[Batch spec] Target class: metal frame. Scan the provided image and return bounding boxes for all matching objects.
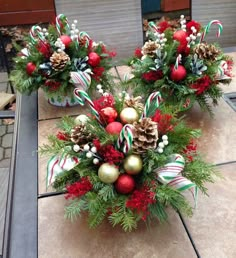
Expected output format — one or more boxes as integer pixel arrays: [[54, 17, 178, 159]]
[[223, 92, 236, 112], [2, 93, 38, 258]]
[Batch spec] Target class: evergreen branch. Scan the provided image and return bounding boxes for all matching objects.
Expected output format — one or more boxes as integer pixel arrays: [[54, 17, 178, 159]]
[[39, 135, 67, 156], [149, 202, 168, 222], [57, 116, 76, 133], [64, 198, 87, 222], [98, 184, 116, 202], [53, 169, 80, 191]]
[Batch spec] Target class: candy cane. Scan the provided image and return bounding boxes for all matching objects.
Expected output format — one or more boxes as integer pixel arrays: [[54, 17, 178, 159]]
[[141, 91, 162, 119], [56, 14, 70, 35], [29, 25, 44, 44], [46, 153, 79, 187], [154, 154, 197, 200], [200, 20, 223, 42], [74, 89, 101, 123], [116, 124, 133, 154], [148, 21, 158, 32], [174, 54, 182, 70], [70, 71, 91, 90], [79, 31, 90, 47]]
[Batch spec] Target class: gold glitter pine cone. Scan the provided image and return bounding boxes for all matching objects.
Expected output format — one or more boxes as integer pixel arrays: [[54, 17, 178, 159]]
[[125, 96, 144, 113], [194, 43, 221, 61], [141, 40, 160, 57], [50, 51, 70, 71], [132, 117, 158, 154], [70, 124, 93, 145]]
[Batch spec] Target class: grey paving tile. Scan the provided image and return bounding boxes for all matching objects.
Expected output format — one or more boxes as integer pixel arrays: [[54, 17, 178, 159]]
[[0, 125, 6, 137], [1, 133, 13, 148], [4, 148, 11, 159]]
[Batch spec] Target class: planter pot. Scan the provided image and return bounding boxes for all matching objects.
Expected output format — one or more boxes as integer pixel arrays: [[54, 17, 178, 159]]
[[44, 91, 79, 107], [161, 0, 190, 12]]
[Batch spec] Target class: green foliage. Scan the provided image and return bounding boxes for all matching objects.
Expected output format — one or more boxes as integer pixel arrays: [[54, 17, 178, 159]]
[[57, 116, 75, 133], [65, 198, 87, 221], [39, 135, 68, 156], [53, 169, 80, 191]]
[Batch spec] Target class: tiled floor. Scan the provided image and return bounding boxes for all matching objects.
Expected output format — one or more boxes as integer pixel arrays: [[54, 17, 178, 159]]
[[38, 55, 236, 257]]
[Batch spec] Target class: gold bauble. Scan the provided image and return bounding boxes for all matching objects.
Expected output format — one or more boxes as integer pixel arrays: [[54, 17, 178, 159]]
[[98, 163, 120, 183], [124, 154, 143, 175], [74, 114, 89, 125], [120, 107, 139, 124]]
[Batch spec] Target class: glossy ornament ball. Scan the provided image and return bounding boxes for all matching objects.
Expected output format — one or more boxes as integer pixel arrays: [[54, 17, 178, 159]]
[[115, 174, 135, 194], [60, 35, 72, 47], [120, 107, 139, 124], [74, 114, 89, 125], [170, 65, 187, 82], [26, 62, 36, 76], [101, 107, 118, 124], [124, 154, 143, 175], [98, 163, 120, 183], [88, 52, 101, 67], [173, 30, 188, 43], [106, 121, 123, 135]]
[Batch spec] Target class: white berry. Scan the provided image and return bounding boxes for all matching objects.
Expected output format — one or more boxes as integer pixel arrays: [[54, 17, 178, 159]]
[[86, 152, 93, 158], [73, 144, 80, 152], [75, 29, 79, 34], [98, 89, 104, 94], [96, 84, 102, 90], [93, 158, 99, 165], [74, 20, 78, 24], [157, 148, 163, 153], [197, 33, 201, 37], [180, 15, 184, 19], [84, 144, 90, 151], [162, 135, 168, 141], [158, 142, 165, 148], [91, 147, 97, 153], [163, 140, 169, 146]]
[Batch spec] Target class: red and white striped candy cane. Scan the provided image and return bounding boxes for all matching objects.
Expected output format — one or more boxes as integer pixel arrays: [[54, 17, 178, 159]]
[[116, 124, 133, 154], [141, 91, 162, 119], [200, 20, 223, 42]]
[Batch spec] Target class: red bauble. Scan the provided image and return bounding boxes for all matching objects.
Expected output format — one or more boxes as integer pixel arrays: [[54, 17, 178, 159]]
[[101, 107, 118, 123], [173, 30, 188, 43], [26, 62, 36, 76], [115, 174, 135, 194], [106, 122, 123, 135], [60, 35, 72, 47], [88, 52, 101, 67], [37, 41, 51, 58], [170, 65, 187, 82]]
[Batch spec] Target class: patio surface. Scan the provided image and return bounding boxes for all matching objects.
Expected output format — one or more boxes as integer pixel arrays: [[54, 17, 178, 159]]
[[37, 54, 236, 257]]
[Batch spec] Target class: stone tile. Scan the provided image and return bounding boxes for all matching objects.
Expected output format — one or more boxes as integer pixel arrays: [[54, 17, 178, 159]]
[[0, 159, 11, 168], [7, 124, 14, 133], [0, 125, 6, 137], [0, 168, 9, 255], [38, 89, 90, 121], [1, 133, 13, 148], [4, 148, 11, 159], [185, 98, 236, 164], [0, 147, 3, 161], [116, 65, 132, 82], [38, 195, 196, 258], [184, 163, 236, 258]]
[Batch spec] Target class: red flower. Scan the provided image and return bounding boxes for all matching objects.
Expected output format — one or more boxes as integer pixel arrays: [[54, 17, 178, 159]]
[[93, 94, 115, 112], [158, 21, 171, 33], [142, 70, 163, 82], [152, 110, 174, 135], [91, 67, 105, 81], [101, 45, 117, 58], [126, 185, 156, 221], [190, 75, 212, 95], [56, 131, 69, 141], [44, 80, 61, 91], [93, 139, 124, 165], [134, 48, 142, 58], [186, 20, 201, 35], [182, 139, 197, 162], [37, 41, 51, 58], [65, 177, 93, 199]]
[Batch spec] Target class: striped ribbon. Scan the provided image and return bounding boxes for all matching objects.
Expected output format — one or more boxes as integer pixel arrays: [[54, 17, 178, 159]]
[[56, 14, 70, 35], [200, 20, 223, 42], [174, 54, 182, 70], [79, 31, 91, 47], [154, 154, 197, 202], [116, 124, 133, 154], [46, 152, 79, 187], [70, 71, 91, 90], [74, 89, 102, 123], [217, 60, 231, 80], [141, 91, 162, 119], [29, 25, 44, 44]]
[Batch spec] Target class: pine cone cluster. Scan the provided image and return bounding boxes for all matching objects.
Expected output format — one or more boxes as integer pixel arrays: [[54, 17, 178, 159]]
[[50, 51, 70, 71], [142, 40, 160, 57], [125, 96, 144, 113], [194, 43, 221, 61], [70, 124, 93, 145], [132, 118, 158, 154]]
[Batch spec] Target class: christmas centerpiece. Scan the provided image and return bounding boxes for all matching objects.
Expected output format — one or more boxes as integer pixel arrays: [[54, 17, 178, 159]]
[[41, 89, 217, 231], [10, 14, 115, 107], [127, 16, 233, 114]]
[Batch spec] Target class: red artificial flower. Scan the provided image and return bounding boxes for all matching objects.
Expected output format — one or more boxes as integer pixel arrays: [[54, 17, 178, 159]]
[[93, 139, 124, 165], [126, 185, 156, 221], [158, 21, 171, 33], [65, 177, 93, 199], [182, 139, 197, 162], [93, 94, 115, 112], [186, 20, 201, 35], [152, 110, 174, 135], [101, 45, 117, 58], [224, 59, 234, 78], [190, 75, 212, 95], [56, 131, 69, 141], [134, 48, 142, 58], [142, 70, 163, 82], [91, 66, 105, 81], [44, 80, 61, 91]]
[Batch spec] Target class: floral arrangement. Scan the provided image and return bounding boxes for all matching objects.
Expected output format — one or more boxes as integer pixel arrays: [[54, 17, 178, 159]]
[[127, 16, 233, 114], [10, 14, 115, 106], [41, 88, 217, 231]]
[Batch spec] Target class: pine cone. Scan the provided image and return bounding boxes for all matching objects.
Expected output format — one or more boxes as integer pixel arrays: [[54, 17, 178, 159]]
[[142, 40, 160, 57], [50, 51, 70, 71], [125, 96, 144, 113], [132, 118, 158, 154], [194, 43, 221, 61], [70, 125, 93, 145]]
